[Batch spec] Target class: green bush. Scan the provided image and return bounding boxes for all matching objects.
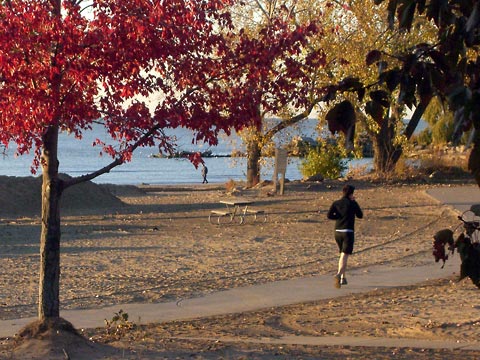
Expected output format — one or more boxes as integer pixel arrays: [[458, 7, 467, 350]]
[[431, 117, 454, 145], [299, 142, 349, 179]]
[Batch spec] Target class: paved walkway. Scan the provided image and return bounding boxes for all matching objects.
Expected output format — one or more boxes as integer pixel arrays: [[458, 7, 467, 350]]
[[1, 185, 479, 351]]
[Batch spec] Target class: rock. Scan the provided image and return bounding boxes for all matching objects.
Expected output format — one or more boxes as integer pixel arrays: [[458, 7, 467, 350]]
[[304, 174, 324, 182]]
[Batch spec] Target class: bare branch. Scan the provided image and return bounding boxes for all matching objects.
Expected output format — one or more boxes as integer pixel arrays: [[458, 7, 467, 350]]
[[254, 0, 271, 20], [263, 101, 318, 142], [63, 157, 123, 189]]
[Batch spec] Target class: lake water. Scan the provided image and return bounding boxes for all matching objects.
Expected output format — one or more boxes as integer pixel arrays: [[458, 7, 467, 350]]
[[0, 123, 371, 185]]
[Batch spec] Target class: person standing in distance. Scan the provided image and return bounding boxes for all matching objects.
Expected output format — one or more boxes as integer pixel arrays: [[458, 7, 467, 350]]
[[327, 184, 363, 288], [201, 164, 208, 184]]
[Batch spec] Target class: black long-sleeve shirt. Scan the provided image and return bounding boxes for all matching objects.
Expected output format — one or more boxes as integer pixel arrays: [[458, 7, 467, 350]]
[[327, 196, 363, 231]]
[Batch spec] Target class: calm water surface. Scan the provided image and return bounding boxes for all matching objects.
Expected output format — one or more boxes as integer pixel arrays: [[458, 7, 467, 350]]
[[0, 123, 370, 185]]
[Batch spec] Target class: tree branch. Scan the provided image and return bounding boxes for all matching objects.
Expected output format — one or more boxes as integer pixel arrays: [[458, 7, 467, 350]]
[[254, 0, 271, 20], [62, 75, 209, 189], [263, 101, 318, 142], [63, 117, 169, 190], [403, 100, 428, 140], [63, 157, 123, 189], [390, 99, 430, 165]]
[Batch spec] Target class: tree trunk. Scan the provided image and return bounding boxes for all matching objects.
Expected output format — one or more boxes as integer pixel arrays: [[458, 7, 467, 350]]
[[246, 138, 261, 188], [38, 125, 63, 320], [373, 114, 397, 174]]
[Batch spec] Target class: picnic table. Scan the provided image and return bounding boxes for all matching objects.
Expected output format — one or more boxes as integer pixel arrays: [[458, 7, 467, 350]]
[[209, 199, 266, 225]]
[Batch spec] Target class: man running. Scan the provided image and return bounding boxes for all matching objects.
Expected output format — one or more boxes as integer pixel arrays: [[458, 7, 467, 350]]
[[327, 184, 363, 288]]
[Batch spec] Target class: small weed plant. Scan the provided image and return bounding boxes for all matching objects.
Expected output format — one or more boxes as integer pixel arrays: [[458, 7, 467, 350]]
[[225, 179, 237, 193], [104, 309, 136, 339]]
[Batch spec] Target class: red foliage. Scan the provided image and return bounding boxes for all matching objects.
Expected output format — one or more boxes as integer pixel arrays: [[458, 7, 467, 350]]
[[0, 0, 322, 178], [0, 0, 331, 321]]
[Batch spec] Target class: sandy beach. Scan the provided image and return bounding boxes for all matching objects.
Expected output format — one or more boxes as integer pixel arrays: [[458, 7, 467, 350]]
[[1, 175, 480, 359]]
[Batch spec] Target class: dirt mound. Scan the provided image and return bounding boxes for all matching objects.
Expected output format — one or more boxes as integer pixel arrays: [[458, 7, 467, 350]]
[[9, 318, 120, 360], [0, 175, 126, 217]]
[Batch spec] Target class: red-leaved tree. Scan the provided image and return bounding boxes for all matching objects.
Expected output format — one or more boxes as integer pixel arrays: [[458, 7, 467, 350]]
[[0, 0, 319, 326], [221, 16, 325, 186]]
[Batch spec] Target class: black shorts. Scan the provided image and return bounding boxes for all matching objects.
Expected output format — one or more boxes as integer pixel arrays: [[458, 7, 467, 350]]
[[335, 231, 354, 254]]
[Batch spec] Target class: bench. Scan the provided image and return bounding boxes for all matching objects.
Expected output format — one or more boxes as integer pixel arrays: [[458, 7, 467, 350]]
[[246, 209, 267, 222], [209, 210, 233, 224], [209, 199, 267, 225], [211, 210, 231, 216]]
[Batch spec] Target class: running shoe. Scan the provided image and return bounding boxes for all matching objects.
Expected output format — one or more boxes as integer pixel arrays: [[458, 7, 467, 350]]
[[334, 274, 341, 288]]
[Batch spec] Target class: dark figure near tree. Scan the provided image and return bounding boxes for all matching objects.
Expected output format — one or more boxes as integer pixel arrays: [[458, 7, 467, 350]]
[[433, 208, 480, 289]]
